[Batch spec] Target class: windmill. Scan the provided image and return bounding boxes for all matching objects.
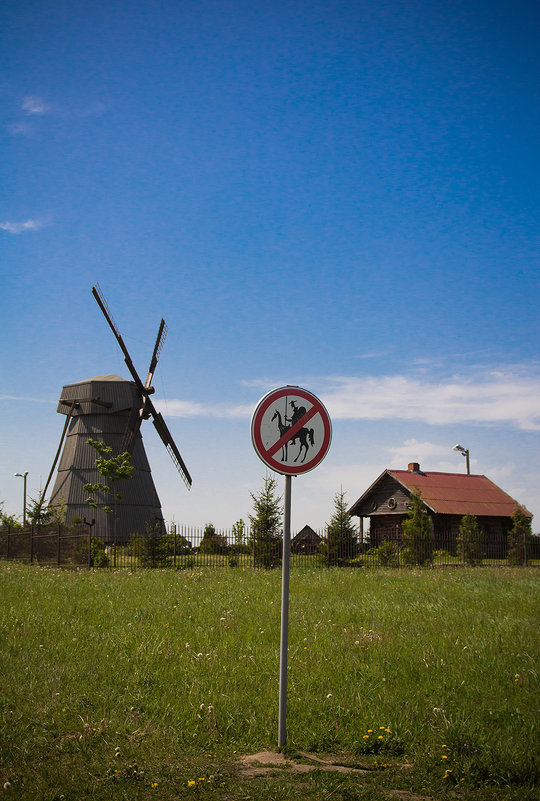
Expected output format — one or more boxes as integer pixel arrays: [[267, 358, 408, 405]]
[[46, 284, 191, 542]]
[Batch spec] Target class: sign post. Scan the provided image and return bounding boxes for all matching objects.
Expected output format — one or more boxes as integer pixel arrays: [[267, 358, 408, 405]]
[[251, 386, 332, 748]]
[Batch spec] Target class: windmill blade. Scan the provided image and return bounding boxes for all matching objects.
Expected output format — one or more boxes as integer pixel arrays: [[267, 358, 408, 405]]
[[121, 401, 146, 454], [145, 319, 167, 389], [147, 402, 192, 488], [92, 283, 146, 393]]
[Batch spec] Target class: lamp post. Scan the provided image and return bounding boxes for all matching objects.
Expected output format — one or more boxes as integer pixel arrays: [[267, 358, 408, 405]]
[[453, 445, 470, 475], [14, 471, 29, 527]]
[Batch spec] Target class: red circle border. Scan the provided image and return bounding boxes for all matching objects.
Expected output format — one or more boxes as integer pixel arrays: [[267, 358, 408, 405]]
[[251, 386, 332, 476]]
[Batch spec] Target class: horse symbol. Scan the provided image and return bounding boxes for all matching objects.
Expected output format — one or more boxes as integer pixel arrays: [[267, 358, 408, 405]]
[[271, 408, 315, 463]]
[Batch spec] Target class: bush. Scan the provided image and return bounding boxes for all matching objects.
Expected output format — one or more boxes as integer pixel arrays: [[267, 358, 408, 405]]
[[370, 540, 398, 566], [90, 537, 109, 568]]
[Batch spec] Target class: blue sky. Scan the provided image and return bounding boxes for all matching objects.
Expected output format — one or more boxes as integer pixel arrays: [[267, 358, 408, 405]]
[[2, 0, 539, 532]]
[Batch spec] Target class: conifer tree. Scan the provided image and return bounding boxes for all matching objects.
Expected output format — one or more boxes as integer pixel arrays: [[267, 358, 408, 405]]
[[249, 475, 282, 568], [507, 506, 532, 566], [323, 489, 358, 566], [401, 488, 434, 565], [457, 514, 484, 565]]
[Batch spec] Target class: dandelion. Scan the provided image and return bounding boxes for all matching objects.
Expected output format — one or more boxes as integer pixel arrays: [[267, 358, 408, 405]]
[[152, 782, 158, 788], [187, 780, 196, 786], [367, 729, 373, 733], [442, 754, 448, 759], [378, 735, 383, 740], [379, 726, 385, 730]]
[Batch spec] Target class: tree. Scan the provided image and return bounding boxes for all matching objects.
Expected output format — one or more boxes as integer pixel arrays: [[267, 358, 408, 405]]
[[457, 514, 484, 565], [401, 488, 434, 565], [232, 518, 246, 547], [199, 522, 228, 554], [507, 507, 533, 566], [249, 475, 282, 568], [83, 438, 134, 518], [321, 489, 358, 565], [26, 493, 67, 527]]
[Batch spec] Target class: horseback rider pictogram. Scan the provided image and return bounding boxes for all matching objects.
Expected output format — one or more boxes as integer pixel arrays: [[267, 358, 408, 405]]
[[271, 400, 314, 464], [286, 399, 307, 427]]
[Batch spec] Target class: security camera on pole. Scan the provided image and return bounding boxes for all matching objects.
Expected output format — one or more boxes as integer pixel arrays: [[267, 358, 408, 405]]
[[251, 386, 332, 748]]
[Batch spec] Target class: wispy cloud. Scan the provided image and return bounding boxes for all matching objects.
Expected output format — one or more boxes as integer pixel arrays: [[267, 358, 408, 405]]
[[162, 368, 540, 431], [157, 399, 252, 418], [319, 372, 540, 431], [0, 219, 44, 235], [22, 95, 50, 114]]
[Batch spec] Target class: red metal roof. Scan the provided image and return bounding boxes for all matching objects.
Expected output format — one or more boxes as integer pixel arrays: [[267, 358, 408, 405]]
[[389, 470, 532, 517]]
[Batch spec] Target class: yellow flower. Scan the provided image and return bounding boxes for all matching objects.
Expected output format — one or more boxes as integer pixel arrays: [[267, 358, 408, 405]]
[[152, 782, 158, 788], [378, 735, 383, 740], [380, 726, 385, 730], [442, 754, 448, 759], [363, 735, 369, 739], [187, 780, 196, 786], [367, 729, 373, 733]]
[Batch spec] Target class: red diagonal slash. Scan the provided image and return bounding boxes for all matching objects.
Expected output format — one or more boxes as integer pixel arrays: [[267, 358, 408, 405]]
[[268, 405, 319, 458]]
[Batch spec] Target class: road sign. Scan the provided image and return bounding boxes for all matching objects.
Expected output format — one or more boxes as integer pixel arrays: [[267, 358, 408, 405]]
[[251, 385, 332, 476]]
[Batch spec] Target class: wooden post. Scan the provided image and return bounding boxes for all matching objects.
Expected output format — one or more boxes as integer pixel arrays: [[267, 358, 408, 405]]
[[57, 525, 61, 565]]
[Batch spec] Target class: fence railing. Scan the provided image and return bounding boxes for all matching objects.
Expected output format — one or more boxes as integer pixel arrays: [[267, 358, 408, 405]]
[[1, 524, 538, 569]]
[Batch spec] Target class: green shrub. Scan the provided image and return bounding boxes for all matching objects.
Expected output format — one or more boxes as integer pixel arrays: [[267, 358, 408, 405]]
[[89, 537, 109, 567], [373, 539, 398, 566]]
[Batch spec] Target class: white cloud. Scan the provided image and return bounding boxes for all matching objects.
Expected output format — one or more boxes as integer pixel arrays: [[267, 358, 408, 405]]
[[153, 368, 540, 431], [22, 96, 49, 114], [0, 219, 43, 234], [157, 399, 252, 418], [319, 373, 540, 431]]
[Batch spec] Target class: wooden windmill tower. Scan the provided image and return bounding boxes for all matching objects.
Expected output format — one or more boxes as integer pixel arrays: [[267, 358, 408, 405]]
[[45, 285, 191, 542]]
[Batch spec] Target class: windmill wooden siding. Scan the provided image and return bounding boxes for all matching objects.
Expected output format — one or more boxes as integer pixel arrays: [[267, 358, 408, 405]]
[[348, 463, 532, 558], [49, 375, 165, 543]]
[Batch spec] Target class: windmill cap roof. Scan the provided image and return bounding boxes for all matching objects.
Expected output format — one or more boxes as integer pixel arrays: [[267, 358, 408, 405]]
[[57, 375, 138, 415]]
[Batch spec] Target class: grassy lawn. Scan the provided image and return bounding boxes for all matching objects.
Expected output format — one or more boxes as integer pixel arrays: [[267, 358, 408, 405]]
[[0, 564, 538, 800]]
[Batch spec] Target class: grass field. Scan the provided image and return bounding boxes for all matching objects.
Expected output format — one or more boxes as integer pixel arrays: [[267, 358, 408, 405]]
[[0, 564, 538, 800]]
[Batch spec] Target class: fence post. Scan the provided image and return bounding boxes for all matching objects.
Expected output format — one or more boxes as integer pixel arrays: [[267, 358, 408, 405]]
[[57, 525, 61, 565], [173, 525, 177, 568], [30, 526, 34, 564], [7, 526, 11, 561]]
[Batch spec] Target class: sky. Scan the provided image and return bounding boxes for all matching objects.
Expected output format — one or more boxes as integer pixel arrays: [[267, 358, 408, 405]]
[[1, 0, 539, 533]]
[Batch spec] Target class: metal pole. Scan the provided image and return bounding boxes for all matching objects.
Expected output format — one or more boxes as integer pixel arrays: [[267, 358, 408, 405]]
[[278, 474, 292, 749], [465, 450, 470, 475], [22, 473, 27, 527]]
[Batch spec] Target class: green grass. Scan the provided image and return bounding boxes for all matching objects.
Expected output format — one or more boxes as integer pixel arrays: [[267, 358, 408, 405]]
[[0, 564, 538, 800]]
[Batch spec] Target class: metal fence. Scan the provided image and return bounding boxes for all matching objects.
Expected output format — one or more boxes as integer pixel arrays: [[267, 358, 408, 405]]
[[0, 524, 537, 569]]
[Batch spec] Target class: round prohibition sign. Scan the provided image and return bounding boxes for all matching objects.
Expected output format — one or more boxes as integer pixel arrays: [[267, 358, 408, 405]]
[[251, 386, 332, 476]]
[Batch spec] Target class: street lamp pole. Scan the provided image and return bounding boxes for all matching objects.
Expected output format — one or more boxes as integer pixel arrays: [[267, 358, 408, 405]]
[[14, 472, 29, 527], [453, 445, 470, 475]]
